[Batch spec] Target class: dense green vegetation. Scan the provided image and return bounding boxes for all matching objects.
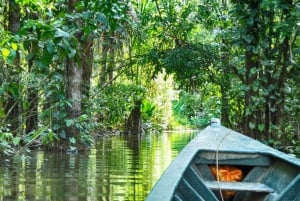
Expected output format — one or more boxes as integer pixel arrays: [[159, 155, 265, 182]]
[[1, 0, 300, 155]]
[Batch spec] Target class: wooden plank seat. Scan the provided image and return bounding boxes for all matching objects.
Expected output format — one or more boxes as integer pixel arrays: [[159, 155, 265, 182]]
[[204, 181, 274, 193], [196, 152, 272, 167]]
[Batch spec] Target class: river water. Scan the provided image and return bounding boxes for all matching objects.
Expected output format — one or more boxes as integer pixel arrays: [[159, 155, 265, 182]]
[[0, 130, 197, 201]]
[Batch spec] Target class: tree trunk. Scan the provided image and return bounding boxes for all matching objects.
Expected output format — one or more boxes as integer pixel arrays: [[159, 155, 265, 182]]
[[125, 100, 142, 135], [82, 37, 94, 107], [65, 0, 82, 141], [25, 89, 38, 133], [4, 0, 21, 134], [108, 37, 116, 81], [243, 1, 260, 138], [220, 84, 231, 128], [100, 34, 116, 86], [65, 58, 82, 138], [100, 34, 109, 85]]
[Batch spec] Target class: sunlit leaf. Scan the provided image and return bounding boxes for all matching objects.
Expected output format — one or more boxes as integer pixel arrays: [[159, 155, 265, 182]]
[[3, 132, 13, 139], [2, 48, 10, 58], [11, 43, 18, 50], [79, 114, 88, 122]]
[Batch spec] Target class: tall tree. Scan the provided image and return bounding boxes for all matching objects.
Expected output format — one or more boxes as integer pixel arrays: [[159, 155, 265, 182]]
[[231, 0, 298, 139], [241, 0, 261, 138], [64, 0, 83, 146], [3, 0, 21, 134]]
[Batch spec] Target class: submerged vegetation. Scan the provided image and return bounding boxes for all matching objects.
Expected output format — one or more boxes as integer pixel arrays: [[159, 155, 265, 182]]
[[1, 0, 300, 156]]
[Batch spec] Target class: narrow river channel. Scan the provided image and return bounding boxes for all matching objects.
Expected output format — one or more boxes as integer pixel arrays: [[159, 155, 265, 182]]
[[0, 130, 197, 201]]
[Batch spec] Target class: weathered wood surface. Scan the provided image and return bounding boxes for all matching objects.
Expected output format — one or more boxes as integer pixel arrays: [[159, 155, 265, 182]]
[[204, 181, 274, 193], [146, 125, 300, 201], [196, 152, 271, 166]]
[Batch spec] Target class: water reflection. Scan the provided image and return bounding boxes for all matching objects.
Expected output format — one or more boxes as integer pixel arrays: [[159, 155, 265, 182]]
[[0, 130, 197, 201]]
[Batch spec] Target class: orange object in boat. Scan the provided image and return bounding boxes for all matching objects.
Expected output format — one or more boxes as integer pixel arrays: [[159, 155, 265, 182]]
[[209, 165, 243, 199]]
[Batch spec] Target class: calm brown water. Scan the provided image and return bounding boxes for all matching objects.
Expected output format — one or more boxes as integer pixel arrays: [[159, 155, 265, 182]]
[[0, 131, 197, 201]]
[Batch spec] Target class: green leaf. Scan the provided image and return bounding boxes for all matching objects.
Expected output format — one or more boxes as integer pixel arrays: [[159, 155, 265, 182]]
[[65, 119, 74, 127], [249, 122, 255, 129], [60, 131, 66, 139], [12, 137, 21, 146], [79, 114, 88, 122], [1, 140, 9, 148], [250, 67, 258, 75], [47, 130, 57, 141], [141, 99, 155, 119], [0, 87, 4, 96], [67, 48, 76, 58], [2, 48, 10, 58], [25, 53, 34, 61], [82, 11, 91, 20], [69, 137, 76, 144], [243, 35, 253, 43], [2, 132, 13, 139], [258, 124, 265, 132], [8, 82, 20, 98], [55, 28, 69, 38], [96, 12, 107, 24], [41, 47, 54, 66], [11, 43, 18, 50], [46, 40, 55, 54]]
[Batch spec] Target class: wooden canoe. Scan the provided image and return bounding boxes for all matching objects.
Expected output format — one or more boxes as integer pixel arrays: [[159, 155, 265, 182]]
[[146, 124, 300, 201]]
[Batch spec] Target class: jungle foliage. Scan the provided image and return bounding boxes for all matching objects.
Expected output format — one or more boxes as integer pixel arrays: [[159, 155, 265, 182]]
[[1, 0, 300, 155]]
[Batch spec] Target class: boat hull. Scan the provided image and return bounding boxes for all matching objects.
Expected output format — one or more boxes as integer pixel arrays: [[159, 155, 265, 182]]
[[146, 126, 300, 201]]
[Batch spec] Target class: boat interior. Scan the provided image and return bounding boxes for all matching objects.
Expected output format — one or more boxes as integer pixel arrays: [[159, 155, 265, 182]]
[[173, 151, 300, 201]]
